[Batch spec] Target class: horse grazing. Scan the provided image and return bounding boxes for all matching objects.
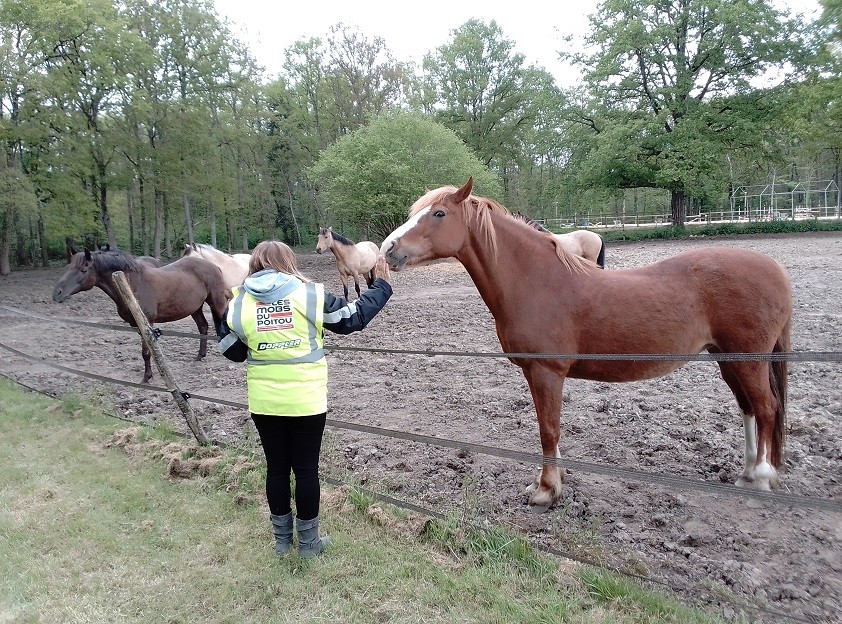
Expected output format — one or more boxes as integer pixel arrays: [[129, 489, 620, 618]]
[[381, 178, 792, 512], [315, 226, 379, 300], [513, 213, 605, 268], [52, 248, 231, 384], [181, 243, 250, 289]]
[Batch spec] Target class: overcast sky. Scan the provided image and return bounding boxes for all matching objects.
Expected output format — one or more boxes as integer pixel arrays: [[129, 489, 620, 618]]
[[213, 0, 821, 88]]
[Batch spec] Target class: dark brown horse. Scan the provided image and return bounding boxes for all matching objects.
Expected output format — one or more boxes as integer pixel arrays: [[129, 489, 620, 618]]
[[381, 178, 792, 512], [52, 248, 231, 383]]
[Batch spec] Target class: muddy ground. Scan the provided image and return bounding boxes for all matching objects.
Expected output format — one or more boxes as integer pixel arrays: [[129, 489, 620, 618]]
[[0, 232, 840, 623]]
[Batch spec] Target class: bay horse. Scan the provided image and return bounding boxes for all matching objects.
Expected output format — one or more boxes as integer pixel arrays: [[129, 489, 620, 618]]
[[381, 178, 792, 512], [181, 243, 250, 289], [52, 248, 231, 384], [315, 226, 379, 300], [513, 213, 606, 268]]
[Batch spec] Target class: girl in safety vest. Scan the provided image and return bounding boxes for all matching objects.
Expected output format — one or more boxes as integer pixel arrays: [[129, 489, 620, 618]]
[[217, 240, 392, 558]]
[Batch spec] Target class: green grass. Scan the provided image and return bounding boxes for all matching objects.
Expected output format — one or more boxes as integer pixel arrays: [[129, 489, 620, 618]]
[[0, 379, 727, 624]]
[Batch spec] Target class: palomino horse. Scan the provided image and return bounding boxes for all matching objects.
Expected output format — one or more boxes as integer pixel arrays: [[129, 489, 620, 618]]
[[52, 248, 231, 384], [513, 213, 606, 268], [381, 178, 792, 512], [315, 226, 379, 300], [182, 243, 250, 289]]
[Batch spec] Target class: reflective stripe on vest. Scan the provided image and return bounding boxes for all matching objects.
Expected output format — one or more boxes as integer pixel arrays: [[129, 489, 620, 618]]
[[228, 282, 327, 416], [229, 283, 324, 364]]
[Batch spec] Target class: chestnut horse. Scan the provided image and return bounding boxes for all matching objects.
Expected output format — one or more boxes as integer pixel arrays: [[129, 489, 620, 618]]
[[513, 213, 605, 268], [181, 243, 250, 289], [52, 248, 231, 383], [381, 178, 792, 512], [315, 227, 379, 300]]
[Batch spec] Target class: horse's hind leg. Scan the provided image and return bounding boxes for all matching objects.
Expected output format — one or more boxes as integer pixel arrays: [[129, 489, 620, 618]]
[[715, 357, 780, 490], [191, 309, 209, 360]]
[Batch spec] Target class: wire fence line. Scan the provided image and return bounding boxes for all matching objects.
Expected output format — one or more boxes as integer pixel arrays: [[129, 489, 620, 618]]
[[0, 305, 839, 514], [2, 304, 841, 363], [2, 302, 838, 623], [0, 369, 812, 624]]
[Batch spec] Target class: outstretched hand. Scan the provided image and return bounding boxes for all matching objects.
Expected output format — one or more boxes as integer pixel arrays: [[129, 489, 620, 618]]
[[374, 255, 391, 282]]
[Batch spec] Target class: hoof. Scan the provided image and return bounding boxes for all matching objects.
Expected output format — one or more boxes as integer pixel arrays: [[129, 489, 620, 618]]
[[528, 503, 550, 515], [736, 476, 771, 491]]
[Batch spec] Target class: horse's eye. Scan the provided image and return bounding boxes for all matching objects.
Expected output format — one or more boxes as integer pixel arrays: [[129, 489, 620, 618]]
[[433, 210, 445, 218]]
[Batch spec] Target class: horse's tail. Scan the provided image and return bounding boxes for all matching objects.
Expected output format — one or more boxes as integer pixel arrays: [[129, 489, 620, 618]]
[[769, 314, 790, 468], [596, 238, 606, 269]]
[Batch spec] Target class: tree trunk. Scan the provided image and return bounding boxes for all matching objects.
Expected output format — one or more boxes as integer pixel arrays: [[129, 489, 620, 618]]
[[183, 191, 194, 246], [37, 212, 48, 267], [164, 197, 172, 258], [153, 188, 163, 259], [670, 188, 688, 227], [226, 214, 233, 252], [0, 205, 11, 276], [128, 187, 135, 254], [96, 164, 117, 248], [139, 176, 149, 256], [209, 198, 217, 247]]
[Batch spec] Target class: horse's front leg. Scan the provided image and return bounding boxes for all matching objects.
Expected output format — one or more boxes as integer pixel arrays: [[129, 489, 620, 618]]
[[340, 274, 350, 300], [521, 362, 568, 513], [191, 309, 209, 360], [353, 273, 362, 299], [141, 340, 153, 384]]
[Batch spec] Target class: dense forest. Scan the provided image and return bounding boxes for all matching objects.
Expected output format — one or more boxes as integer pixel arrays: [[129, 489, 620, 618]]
[[1, 0, 840, 274]]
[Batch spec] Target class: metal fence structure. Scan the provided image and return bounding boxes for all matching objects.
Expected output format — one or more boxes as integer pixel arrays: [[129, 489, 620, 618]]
[[540, 180, 841, 230]]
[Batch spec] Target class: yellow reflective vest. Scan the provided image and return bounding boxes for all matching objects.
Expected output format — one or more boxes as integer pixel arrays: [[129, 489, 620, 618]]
[[227, 282, 327, 416]]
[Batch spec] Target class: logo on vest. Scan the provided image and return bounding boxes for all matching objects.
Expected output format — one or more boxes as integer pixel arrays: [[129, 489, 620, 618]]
[[257, 339, 301, 350], [255, 300, 294, 331]]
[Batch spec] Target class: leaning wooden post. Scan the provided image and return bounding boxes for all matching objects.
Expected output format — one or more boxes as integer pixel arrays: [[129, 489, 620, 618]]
[[112, 270, 210, 445]]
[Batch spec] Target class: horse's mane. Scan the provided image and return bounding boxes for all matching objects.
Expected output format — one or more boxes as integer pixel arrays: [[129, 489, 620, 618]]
[[327, 230, 354, 246], [509, 213, 587, 272], [512, 212, 550, 233], [81, 249, 140, 273], [410, 186, 509, 257], [410, 187, 586, 272]]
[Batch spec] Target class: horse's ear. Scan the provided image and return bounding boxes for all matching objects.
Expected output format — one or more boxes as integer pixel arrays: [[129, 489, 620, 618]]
[[84, 249, 92, 261], [452, 177, 474, 203], [70, 245, 78, 255]]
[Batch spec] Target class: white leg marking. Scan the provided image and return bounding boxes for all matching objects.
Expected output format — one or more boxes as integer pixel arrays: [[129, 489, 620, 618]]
[[527, 445, 562, 494], [736, 413, 757, 487]]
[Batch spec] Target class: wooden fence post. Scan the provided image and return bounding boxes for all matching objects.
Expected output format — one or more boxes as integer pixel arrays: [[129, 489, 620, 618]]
[[112, 270, 210, 445]]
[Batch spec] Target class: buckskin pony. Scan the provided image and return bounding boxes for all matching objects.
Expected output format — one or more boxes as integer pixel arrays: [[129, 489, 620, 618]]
[[52, 248, 231, 384], [381, 178, 792, 512], [315, 226, 379, 300]]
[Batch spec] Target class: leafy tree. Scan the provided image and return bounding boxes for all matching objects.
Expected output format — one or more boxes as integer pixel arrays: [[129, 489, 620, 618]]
[[421, 19, 539, 182], [308, 110, 501, 242], [567, 0, 808, 225]]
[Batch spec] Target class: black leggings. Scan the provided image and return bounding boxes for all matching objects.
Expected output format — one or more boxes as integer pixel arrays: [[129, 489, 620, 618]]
[[251, 413, 326, 521]]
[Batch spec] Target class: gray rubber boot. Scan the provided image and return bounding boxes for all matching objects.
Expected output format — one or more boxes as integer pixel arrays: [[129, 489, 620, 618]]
[[296, 516, 331, 559], [270, 512, 294, 555]]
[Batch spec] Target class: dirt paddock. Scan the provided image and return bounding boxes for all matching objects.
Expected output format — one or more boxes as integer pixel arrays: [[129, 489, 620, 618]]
[[1, 232, 840, 622]]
